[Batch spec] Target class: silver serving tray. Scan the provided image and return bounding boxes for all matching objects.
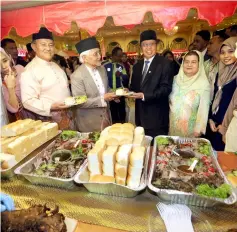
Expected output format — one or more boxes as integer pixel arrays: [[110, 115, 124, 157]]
[[148, 136, 237, 207], [14, 132, 89, 189], [1, 131, 61, 179], [74, 136, 153, 198]]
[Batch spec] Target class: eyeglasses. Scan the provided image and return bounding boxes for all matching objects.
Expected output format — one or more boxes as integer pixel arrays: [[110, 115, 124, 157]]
[[141, 42, 156, 48]]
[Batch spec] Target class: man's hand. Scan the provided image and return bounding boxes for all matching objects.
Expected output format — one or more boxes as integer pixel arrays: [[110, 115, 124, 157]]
[[51, 102, 69, 110], [129, 92, 144, 99], [209, 119, 218, 132], [104, 92, 118, 101]]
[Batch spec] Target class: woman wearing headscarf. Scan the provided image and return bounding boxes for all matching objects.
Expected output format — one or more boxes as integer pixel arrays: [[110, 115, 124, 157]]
[[162, 49, 180, 76], [207, 37, 237, 151], [169, 50, 210, 137]]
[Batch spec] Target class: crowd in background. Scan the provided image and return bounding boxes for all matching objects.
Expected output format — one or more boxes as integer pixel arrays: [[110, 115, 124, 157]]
[[1, 24, 237, 152]]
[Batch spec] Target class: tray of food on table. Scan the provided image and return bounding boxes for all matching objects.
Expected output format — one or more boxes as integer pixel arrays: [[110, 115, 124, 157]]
[[1, 204, 77, 232], [148, 136, 237, 207], [74, 123, 152, 197], [0, 119, 59, 179], [14, 130, 100, 189]]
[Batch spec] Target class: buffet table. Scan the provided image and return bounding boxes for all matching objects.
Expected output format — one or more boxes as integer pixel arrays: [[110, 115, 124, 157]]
[[1, 152, 237, 232]]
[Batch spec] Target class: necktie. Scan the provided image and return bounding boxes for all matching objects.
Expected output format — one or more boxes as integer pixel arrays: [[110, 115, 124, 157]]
[[142, 60, 150, 82]]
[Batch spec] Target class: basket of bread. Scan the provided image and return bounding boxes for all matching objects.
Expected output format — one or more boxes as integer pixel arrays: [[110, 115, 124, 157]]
[[74, 123, 152, 197], [0, 119, 59, 178]]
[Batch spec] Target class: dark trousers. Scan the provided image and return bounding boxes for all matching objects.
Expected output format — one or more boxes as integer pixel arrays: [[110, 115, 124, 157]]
[[110, 97, 126, 124]]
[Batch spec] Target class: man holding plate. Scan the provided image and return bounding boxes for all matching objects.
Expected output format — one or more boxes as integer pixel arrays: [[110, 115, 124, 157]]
[[21, 27, 76, 130], [129, 30, 174, 138], [71, 37, 117, 132]]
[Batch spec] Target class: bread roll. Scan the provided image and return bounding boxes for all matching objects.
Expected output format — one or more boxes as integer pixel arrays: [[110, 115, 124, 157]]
[[134, 127, 145, 135], [127, 175, 141, 189], [102, 146, 117, 165], [122, 123, 135, 130], [101, 126, 111, 137], [103, 165, 114, 177], [94, 140, 106, 151], [116, 144, 132, 166], [115, 163, 128, 178], [1, 119, 35, 137], [128, 165, 143, 177], [0, 153, 17, 170], [130, 147, 145, 168], [41, 122, 58, 140], [1, 136, 18, 153], [89, 174, 115, 183], [111, 123, 122, 128], [87, 148, 103, 175], [133, 134, 144, 145], [115, 176, 126, 186], [106, 137, 119, 146], [7, 136, 32, 161]]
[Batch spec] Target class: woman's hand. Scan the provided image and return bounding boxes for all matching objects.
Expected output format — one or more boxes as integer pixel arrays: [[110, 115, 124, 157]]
[[51, 102, 69, 110], [209, 119, 218, 132], [4, 67, 16, 89], [104, 92, 117, 101]]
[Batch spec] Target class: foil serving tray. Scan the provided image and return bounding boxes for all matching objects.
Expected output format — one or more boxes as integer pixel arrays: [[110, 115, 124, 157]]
[[14, 132, 88, 189], [147, 136, 237, 207], [74, 136, 152, 198], [1, 131, 61, 179]]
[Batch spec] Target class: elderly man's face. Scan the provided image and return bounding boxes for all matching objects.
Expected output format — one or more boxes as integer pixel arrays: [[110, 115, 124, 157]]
[[84, 48, 101, 67], [32, 39, 55, 61]]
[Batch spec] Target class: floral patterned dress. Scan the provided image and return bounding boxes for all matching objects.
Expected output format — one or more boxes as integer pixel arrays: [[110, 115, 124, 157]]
[[169, 82, 210, 137]]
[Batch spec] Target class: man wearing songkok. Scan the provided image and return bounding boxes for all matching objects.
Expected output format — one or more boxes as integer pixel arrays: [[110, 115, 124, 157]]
[[21, 27, 76, 130], [71, 37, 117, 132], [130, 30, 174, 138]]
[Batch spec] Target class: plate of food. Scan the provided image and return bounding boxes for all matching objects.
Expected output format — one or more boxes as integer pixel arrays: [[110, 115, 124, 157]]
[[64, 95, 87, 106], [148, 136, 237, 207], [115, 88, 134, 96], [1, 204, 78, 232]]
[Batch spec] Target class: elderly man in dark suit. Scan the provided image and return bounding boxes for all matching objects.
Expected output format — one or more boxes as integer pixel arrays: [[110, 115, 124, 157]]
[[130, 30, 174, 138]]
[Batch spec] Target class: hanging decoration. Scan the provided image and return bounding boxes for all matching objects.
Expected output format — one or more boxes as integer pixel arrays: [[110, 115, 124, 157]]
[[1, 1, 236, 38]]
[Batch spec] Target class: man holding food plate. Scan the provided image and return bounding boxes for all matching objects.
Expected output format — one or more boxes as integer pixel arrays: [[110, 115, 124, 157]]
[[20, 27, 76, 130], [71, 37, 118, 132], [129, 30, 174, 138]]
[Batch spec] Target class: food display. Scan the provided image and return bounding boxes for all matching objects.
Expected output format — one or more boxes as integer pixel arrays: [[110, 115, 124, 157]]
[[64, 95, 87, 106], [0, 119, 59, 162], [115, 88, 134, 96], [1, 204, 67, 232], [86, 124, 146, 188], [152, 137, 232, 199], [25, 131, 100, 179]]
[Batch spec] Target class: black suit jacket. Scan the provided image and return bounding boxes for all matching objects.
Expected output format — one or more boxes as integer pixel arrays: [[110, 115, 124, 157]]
[[130, 54, 174, 137]]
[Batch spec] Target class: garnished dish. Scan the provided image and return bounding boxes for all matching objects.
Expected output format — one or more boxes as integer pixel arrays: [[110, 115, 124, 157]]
[[115, 88, 134, 96], [1, 204, 67, 232], [152, 137, 232, 199], [64, 95, 87, 106], [26, 130, 100, 179]]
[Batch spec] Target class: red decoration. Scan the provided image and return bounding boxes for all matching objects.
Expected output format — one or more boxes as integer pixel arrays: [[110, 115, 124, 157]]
[[1, 1, 236, 38]]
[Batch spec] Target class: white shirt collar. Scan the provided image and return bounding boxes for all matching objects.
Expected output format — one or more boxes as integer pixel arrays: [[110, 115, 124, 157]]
[[144, 55, 155, 63], [201, 48, 207, 56], [35, 55, 52, 65]]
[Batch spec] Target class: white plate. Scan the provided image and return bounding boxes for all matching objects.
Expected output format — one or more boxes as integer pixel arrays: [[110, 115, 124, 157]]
[[65, 217, 78, 232]]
